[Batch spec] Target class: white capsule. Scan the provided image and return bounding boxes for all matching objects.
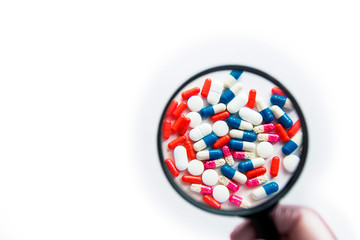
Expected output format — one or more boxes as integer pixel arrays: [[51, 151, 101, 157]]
[[186, 112, 202, 128], [242, 141, 256, 152], [202, 169, 218, 186], [173, 146, 188, 171], [213, 103, 227, 113], [207, 81, 224, 105], [189, 123, 212, 141], [224, 75, 237, 89], [212, 120, 229, 137], [239, 107, 263, 125], [270, 105, 285, 119], [187, 95, 204, 112], [233, 171, 247, 184], [227, 93, 247, 114], [212, 185, 230, 203], [187, 160, 204, 176], [283, 155, 300, 173], [256, 142, 273, 158]]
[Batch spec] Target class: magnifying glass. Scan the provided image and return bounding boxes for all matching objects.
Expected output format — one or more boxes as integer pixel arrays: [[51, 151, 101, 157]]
[[157, 65, 308, 239]]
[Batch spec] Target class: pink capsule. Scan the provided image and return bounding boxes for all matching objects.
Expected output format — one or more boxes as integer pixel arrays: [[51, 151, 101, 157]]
[[190, 184, 212, 194], [246, 175, 269, 187], [232, 151, 255, 160], [204, 158, 226, 169], [221, 145, 234, 166], [253, 123, 275, 134], [219, 175, 239, 192], [257, 133, 280, 142], [229, 195, 252, 208]]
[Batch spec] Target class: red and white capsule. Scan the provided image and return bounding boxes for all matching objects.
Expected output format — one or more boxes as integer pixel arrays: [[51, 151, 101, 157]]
[[204, 158, 226, 169], [218, 175, 239, 192], [257, 133, 280, 143], [253, 123, 275, 134], [222, 145, 234, 166], [246, 175, 269, 187], [190, 184, 212, 194], [229, 195, 252, 209]]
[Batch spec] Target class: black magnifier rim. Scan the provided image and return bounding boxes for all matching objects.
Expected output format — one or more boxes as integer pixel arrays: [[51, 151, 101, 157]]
[[157, 65, 308, 216]]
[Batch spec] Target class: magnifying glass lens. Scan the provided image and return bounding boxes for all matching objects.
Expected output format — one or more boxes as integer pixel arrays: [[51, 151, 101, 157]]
[[158, 66, 307, 215]]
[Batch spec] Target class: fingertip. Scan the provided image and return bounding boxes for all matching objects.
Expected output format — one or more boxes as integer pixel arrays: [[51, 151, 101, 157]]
[[230, 221, 256, 240]]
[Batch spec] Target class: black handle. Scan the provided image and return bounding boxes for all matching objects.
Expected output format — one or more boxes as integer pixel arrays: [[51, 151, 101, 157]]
[[248, 205, 280, 240]]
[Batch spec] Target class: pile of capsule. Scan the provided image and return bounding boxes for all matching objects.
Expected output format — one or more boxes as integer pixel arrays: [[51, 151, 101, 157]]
[[162, 70, 302, 210]]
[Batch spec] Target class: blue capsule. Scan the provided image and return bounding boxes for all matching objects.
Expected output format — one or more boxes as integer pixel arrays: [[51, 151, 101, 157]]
[[228, 139, 256, 152], [202, 133, 218, 146], [271, 105, 293, 129], [259, 108, 274, 123], [229, 129, 257, 142], [271, 94, 292, 109], [282, 131, 303, 155], [230, 70, 243, 80], [226, 116, 253, 131], [251, 182, 279, 200], [220, 83, 243, 104], [221, 165, 247, 183], [199, 103, 226, 117]]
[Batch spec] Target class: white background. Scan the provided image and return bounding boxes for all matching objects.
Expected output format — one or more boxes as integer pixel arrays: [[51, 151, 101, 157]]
[[0, 1, 359, 239]]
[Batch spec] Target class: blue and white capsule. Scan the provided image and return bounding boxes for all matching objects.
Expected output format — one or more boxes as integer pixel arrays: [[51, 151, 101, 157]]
[[221, 165, 247, 184], [224, 70, 244, 88], [270, 94, 293, 109], [220, 83, 243, 104], [193, 133, 218, 152], [196, 149, 223, 160], [256, 97, 274, 123], [270, 105, 293, 128], [282, 131, 302, 155], [229, 129, 257, 142], [238, 158, 265, 172], [200, 103, 226, 117], [226, 116, 253, 131], [228, 139, 256, 152], [251, 182, 279, 200]]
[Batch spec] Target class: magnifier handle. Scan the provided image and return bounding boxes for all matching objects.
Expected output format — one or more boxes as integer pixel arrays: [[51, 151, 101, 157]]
[[249, 209, 280, 240]]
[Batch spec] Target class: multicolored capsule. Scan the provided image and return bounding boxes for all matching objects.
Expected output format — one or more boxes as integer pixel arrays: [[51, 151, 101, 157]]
[[204, 158, 226, 169], [222, 145, 234, 166], [196, 149, 223, 160], [221, 165, 247, 184], [246, 175, 269, 187], [228, 139, 256, 152], [253, 123, 275, 134], [229, 195, 252, 208], [256, 97, 274, 123], [229, 129, 257, 142], [238, 158, 265, 172], [200, 103, 226, 117], [190, 184, 212, 194], [271, 94, 293, 109], [224, 70, 244, 88], [226, 116, 253, 131], [251, 182, 279, 200], [271, 105, 293, 129], [218, 175, 239, 192], [282, 131, 302, 155], [193, 133, 218, 152], [257, 133, 280, 143], [220, 82, 243, 104], [232, 151, 256, 160]]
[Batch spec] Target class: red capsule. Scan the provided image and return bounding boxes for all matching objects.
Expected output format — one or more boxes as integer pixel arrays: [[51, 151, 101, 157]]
[[246, 167, 267, 178], [184, 140, 196, 160], [165, 158, 179, 177], [275, 123, 290, 142], [212, 135, 231, 149], [181, 87, 200, 99], [288, 120, 301, 137], [247, 89, 256, 109], [171, 115, 186, 133], [203, 195, 221, 209], [201, 78, 212, 97], [270, 156, 280, 177], [168, 136, 187, 149], [165, 100, 178, 118], [210, 111, 230, 122], [178, 117, 191, 136], [162, 120, 171, 139], [271, 86, 286, 96], [182, 175, 202, 184], [172, 101, 187, 118]]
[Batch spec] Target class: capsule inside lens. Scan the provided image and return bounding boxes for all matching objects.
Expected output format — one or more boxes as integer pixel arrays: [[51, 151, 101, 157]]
[[158, 66, 307, 215]]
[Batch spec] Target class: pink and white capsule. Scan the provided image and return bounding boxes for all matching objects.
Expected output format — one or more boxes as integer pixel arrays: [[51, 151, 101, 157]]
[[222, 145, 234, 166], [219, 175, 239, 192], [246, 175, 269, 187], [253, 123, 275, 134], [257, 133, 280, 143], [232, 151, 256, 160], [229, 195, 252, 209], [239, 107, 263, 125], [190, 184, 212, 194], [204, 158, 226, 169]]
